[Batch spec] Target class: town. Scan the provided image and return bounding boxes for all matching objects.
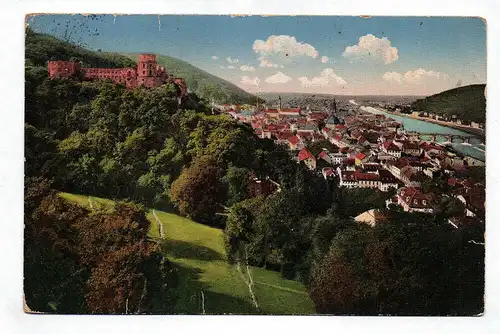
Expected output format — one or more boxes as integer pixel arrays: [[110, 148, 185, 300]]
[[219, 99, 485, 228]]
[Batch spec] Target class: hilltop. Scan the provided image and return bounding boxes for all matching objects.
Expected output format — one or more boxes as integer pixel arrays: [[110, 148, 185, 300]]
[[411, 84, 486, 124], [25, 28, 261, 104]]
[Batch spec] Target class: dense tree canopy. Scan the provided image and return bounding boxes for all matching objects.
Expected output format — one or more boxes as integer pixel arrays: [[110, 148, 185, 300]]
[[24, 178, 176, 314], [309, 218, 484, 315]]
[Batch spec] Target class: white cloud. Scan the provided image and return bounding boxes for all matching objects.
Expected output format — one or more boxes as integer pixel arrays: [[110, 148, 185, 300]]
[[265, 71, 292, 84], [226, 57, 239, 64], [253, 35, 319, 58], [227, 65, 236, 69], [211, 56, 218, 60], [343, 34, 399, 64], [403, 68, 449, 83], [240, 65, 256, 72], [321, 56, 329, 63], [382, 71, 403, 83], [298, 68, 347, 87], [383, 68, 449, 84], [258, 57, 284, 68], [241, 76, 260, 86]]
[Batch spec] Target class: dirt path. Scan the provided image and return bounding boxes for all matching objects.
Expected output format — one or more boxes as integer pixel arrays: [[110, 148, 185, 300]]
[[236, 247, 259, 310], [152, 210, 165, 238], [87, 196, 94, 210]]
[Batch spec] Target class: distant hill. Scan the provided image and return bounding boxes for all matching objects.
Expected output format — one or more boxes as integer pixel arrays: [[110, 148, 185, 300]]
[[124, 53, 262, 104], [411, 84, 486, 123], [25, 28, 262, 104]]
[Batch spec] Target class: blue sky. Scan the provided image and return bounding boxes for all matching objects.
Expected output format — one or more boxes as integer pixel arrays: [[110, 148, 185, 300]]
[[28, 15, 486, 95]]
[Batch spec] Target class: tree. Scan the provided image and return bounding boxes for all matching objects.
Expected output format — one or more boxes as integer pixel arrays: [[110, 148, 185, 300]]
[[170, 155, 227, 226], [222, 165, 251, 206]]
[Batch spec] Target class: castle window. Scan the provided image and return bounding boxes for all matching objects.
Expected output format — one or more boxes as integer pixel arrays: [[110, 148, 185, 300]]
[[143, 71, 146, 75]]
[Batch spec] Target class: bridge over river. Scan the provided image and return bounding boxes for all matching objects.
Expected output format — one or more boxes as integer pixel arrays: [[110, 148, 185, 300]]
[[358, 105, 485, 162], [405, 131, 483, 145]]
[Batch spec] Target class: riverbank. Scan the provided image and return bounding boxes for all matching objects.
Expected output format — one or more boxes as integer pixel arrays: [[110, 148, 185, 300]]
[[377, 108, 485, 139]]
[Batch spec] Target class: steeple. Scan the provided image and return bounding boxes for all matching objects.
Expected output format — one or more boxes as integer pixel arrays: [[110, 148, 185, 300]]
[[278, 95, 282, 111]]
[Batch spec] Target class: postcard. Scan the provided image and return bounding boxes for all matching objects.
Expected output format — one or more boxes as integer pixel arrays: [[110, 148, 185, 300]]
[[24, 14, 485, 316]]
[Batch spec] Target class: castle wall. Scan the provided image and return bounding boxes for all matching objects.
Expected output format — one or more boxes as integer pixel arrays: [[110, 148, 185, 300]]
[[48, 61, 80, 78], [47, 54, 187, 97]]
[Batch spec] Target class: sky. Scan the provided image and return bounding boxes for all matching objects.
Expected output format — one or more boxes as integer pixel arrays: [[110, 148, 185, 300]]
[[27, 15, 486, 96]]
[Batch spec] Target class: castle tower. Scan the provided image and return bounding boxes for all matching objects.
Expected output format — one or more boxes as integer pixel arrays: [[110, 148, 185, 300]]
[[137, 53, 158, 87], [278, 96, 282, 111]]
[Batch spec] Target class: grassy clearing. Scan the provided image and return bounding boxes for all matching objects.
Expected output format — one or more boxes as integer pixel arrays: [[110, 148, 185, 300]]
[[58, 192, 315, 315]]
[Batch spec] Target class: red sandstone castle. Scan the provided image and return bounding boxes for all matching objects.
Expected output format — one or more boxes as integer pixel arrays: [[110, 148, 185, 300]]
[[47, 53, 187, 97]]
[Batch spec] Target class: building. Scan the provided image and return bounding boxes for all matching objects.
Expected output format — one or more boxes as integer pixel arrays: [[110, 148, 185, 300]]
[[48, 53, 187, 96], [280, 107, 301, 116], [354, 152, 368, 166], [298, 148, 316, 170], [378, 169, 399, 192], [402, 141, 421, 156], [329, 152, 349, 165], [248, 177, 280, 198], [395, 187, 434, 213], [381, 141, 402, 158], [355, 209, 389, 227], [287, 135, 303, 151]]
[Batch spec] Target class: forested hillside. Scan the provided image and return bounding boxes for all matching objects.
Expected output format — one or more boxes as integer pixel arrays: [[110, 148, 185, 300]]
[[411, 84, 486, 123]]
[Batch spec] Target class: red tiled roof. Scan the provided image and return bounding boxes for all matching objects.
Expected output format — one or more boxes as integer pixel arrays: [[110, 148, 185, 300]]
[[298, 132, 314, 139], [355, 152, 367, 161], [264, 108, 279, 113], [343, 158, 355, 165], [288, 135, 300, 145], [378, 169, 397, 183], [281, 107, 301, 113], [398, 187, 433, 208], [298, 148, 315, 162], [275, 131, 294, 140], [318, 151, 328, 159], [251, 122, 261, 129], [309, 112, 327, 120], [323, 167, 335, 176], [382, 141, 401, 151], [355, 171, 379, 181]]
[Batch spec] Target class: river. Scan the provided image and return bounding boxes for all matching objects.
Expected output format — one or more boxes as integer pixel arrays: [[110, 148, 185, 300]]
[[358, 105, 485, 162]]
